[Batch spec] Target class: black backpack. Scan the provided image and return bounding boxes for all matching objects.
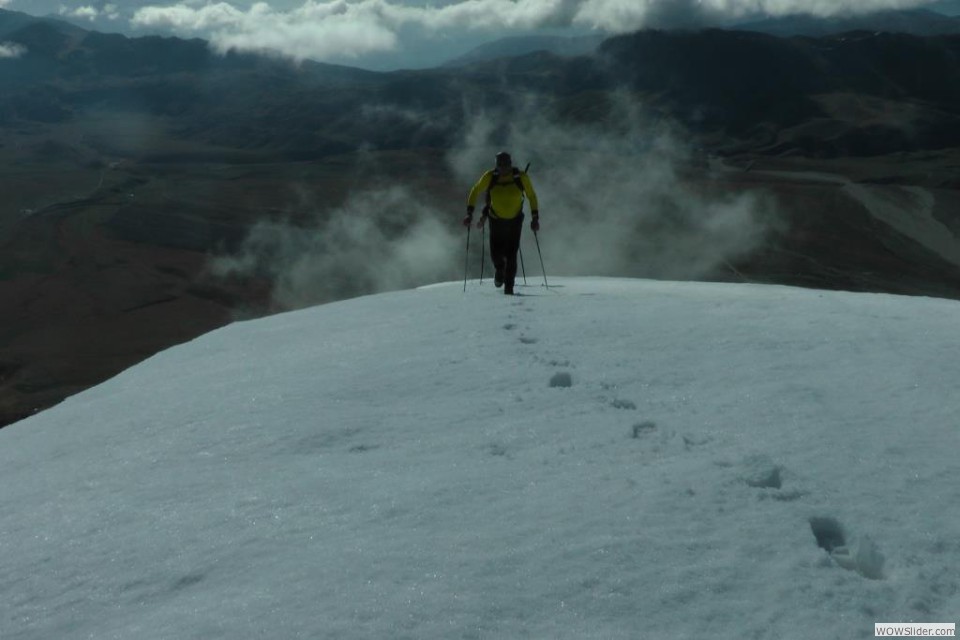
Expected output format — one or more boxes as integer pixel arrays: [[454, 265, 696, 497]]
[[484, 165, 527, 216]]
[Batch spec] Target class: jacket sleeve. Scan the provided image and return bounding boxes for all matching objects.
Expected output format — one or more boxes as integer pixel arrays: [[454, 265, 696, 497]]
[[521, 173, 539, 212], [466, 171, 493, 210]]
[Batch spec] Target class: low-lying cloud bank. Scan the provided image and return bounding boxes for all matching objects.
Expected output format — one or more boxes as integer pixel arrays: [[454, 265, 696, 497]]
[[212, 95, 777, 310], [450, 96, 775, 282], [211, 185, 462, 310], [0, 41, 25, 58], [128, 0, 942, 62]]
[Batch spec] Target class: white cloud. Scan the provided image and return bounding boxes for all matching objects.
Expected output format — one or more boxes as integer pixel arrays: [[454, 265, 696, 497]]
[[447, 95, 775, 282], [55, 3, 124, 21], [61, 6, 100, 21], [211, 185, 461, 309], [130, 0, 940, 61], [133, 1, 398, 60], [0, 41, 26, 58], [133, 2, 244, 32]]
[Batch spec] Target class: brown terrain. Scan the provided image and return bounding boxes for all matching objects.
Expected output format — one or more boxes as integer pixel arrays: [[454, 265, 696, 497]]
[[0, 133, 461, 426], [714, 149, 960, 297]]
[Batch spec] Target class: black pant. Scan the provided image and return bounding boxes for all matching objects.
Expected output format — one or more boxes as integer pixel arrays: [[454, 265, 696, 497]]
[[489, 215, 523, 289]]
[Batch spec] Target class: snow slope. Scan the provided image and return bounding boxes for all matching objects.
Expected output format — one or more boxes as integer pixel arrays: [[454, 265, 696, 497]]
[[1, 277, 958, 639]]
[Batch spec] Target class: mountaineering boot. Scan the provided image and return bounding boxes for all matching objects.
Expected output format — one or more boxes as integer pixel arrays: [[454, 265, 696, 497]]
[[494, 268, 504, 288], [504, 282, 514, 295]]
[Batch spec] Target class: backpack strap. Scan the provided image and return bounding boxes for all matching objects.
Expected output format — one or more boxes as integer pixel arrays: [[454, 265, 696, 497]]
[[511, 167, 525, 191], [484, 167, 526, 217]]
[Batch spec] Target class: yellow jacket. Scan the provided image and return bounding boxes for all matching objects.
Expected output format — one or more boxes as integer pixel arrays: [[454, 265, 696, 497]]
[[467, 169, 539, 220]]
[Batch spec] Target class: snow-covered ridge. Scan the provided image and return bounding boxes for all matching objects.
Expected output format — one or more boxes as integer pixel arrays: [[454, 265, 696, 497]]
[[2, 277, 958, 639]]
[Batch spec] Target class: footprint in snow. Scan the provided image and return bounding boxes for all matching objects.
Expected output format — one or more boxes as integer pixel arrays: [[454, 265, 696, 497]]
[[549, 371, 573, 388], [483, 443, 509, 458], [810, 516, 885, 580], [738, 454, 805, 501], [538, 358, 569, 367], [740, 454, 783, 489], [631, 421, 657, 438]]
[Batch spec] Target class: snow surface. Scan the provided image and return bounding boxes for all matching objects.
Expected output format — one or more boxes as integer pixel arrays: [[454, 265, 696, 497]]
[[2, 277, 959, 639]]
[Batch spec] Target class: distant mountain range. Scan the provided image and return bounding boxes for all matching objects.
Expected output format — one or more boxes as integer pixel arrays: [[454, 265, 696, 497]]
[[442, 8, 960, 66], [3, 7, 960, 158], [442, 34, 606, 66], [929, 0, 960, 15], [736, 8, 960, 38]]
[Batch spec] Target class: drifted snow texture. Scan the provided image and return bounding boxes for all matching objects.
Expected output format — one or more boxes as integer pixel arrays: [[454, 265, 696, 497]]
[[1, 277, 959, 640]]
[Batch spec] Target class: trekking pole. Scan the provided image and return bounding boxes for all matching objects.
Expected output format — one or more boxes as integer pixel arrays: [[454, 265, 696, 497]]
[[463, 225, 471, 292], [533, 230, 548, 288], [519, 245, 527, 285], [480, 225, 487, 284], [520, 163, 531, 287]]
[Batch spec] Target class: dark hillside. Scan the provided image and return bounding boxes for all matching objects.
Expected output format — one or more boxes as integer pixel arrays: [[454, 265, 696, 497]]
[[598, 29, 960, 146], [736, 8, 960, 37]]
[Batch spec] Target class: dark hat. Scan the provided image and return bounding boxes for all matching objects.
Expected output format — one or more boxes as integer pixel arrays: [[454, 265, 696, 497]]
[[495, 151, 512, 166]]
